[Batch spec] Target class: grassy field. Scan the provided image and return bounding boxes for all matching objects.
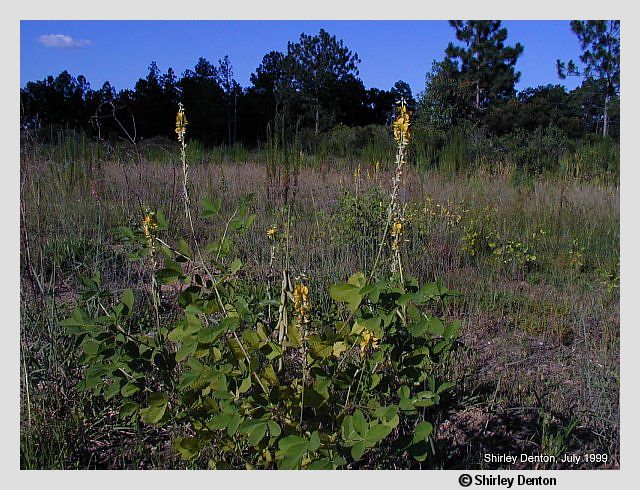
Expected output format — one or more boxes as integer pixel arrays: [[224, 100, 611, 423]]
[[19, 144, 619, 469]]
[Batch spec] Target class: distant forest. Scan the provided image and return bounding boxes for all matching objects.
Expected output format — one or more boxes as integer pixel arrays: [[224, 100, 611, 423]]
[[20, 21, 620, 154]]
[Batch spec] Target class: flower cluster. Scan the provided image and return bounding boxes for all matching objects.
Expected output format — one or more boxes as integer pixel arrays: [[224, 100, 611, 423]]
[[392, 101, 411, 145], [176, 102, 188, 143], [390, 219, 405, 253], [142, 211, 159, 253], [293, 283, 310, 320], [391, 221, 403, 238], [359, 329, 380, 357], [142, 212, 158, 241]]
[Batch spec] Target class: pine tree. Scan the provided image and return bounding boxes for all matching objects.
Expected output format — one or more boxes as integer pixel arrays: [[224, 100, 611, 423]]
[[557, 20, 620, 137], [444, 20, 523, 118], [287, 29, 360, 135]]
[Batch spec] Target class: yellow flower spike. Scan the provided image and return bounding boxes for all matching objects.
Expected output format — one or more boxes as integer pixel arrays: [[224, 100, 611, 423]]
[[142, 212, 158, 240], [175, 103, 188, 143], [293, 283, 311, 318], [392, 101, 411, 145], [375, 161, 381, 173]]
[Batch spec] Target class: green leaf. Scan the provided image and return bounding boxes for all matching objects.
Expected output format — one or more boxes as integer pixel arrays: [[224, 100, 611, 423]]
[[81, 340, 101, 356], [155, 209, 168, 230], [242, 329, 260, 349], [248, 422, 267, 447], [351, 320, 366, 335], [140, 392, 168, 424], [267, 420, 281, 438], [329, 283, 363, 312], [156, 267, 181, 285], [198, 327, 218, 345], [117, 226, 135, 241], [264, 342, 283, 361], [201, 197, 222, 218], [433, 340, 448, 354], [220, 316, 240, 332], [359, 284, 380, 303], [444, 320, 461, 340], [103, 381, 121, 400], [228, 337, 247, 364], [207, 412, 232, 431], [397, 385, 411, 399], [363, 316, 383, 338], [309, 431, 321, 452], [238, 376, 252, 394], [351, 441, 366, 461], [229, 258, 242, 274], [341, 415, 356, 442], [308, 336, 333, 359], [175, 338, 198, 362], [420, 282, 440, 300], [437, 382, 455, 394], [413, 391, 436, 408], [176, 238, 193, 260], [179, 370, 201, 389], [348, 272, 367, 288], [427, 317, 445, 336], [366, 423, 393, 445], [277, 435, 308, 470], [408, 319, 428, 337], [396, 292, 416, 306], [226, 413, 242, 437], [352, 409, 368, 437], [262, 364, 279, 387], [332, 341, 347, 357], [121, 289, 134, 315], [119, 401, 138, 420], [399, 397, 415, 412], [173, 437, 201, 460], [120, 381, 141, 397], [374, 405, 399, 423], [413, 421, 433, 443]]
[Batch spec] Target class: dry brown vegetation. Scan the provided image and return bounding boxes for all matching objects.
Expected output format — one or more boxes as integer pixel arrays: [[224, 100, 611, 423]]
[[20, 154, 619, 469]]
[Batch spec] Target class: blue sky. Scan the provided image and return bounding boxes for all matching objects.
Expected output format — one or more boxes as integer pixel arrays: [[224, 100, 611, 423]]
[[20, 20, 585, 95]]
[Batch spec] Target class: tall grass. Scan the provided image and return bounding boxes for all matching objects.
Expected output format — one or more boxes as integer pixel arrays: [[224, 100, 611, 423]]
[[19, 134, 619, 468]]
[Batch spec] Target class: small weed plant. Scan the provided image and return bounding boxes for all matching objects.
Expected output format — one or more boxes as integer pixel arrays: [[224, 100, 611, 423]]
[[461, 208, 541, 274]]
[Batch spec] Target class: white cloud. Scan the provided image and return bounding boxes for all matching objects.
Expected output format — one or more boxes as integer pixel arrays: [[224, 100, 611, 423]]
[[38, 34, 91, 48]]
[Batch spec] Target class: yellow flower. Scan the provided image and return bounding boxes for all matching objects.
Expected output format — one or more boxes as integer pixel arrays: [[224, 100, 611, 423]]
[[391, 221, 403, 238], [359, 329, 380, 357], [142, 212, 158, 240], [266, 225, 277, 240], [393, 102, 411, 144], [293, 283, 310, 317], [175, 103, 188, 143], [375, 161, 381, 173]]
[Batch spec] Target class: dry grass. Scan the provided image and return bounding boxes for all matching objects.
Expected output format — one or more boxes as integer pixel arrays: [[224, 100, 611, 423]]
[[20, 155, 619, 469]]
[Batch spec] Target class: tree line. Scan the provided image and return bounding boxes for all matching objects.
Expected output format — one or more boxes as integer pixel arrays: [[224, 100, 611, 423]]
[[20, 21, 620, 150]]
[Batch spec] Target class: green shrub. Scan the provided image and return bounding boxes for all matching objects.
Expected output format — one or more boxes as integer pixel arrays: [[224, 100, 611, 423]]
[[62, 201, 460, 469]]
